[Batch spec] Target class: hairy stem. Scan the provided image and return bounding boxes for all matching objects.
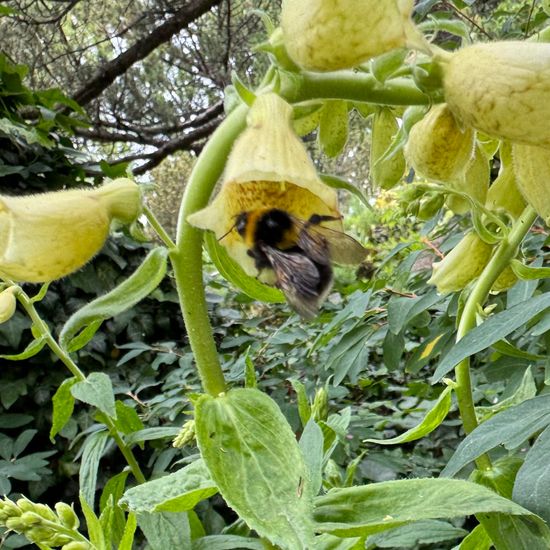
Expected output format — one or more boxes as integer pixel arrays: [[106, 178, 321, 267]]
[[14, 289, 146, 484], [172, 104, 248, 396], [454, 206, 538, 470]]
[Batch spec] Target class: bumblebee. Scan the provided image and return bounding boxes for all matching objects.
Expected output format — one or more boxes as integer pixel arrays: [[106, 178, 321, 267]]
[[232, 208, 366, 319]]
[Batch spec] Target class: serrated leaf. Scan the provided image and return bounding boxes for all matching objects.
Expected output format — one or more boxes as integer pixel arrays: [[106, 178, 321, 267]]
[[71, 372, 116, 419], [314, 478, 545, 537], [0, 335, 46, 360], [195, 388, 315, 549], [60, 247, 168, 351], [137, 511, 191, 550], [432, 294, 550, 382], [50, 377, 77, 441], [203, 231, 284, 303], [441, 395, 550, 478], [364, 385, 453, 445], [318, 100, 349, 158], [80, 430, 109, 507], [121, 459, 217, 513]]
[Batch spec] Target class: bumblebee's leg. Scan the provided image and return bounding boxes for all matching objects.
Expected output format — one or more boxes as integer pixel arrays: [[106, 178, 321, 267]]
[[307, 214, 342, 226]]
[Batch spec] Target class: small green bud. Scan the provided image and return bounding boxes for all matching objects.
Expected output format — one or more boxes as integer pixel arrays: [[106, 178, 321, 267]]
[[0, 287, 16, 324], [20, 511, 42, 526], [311, 387, 328, 422], [55, 502, 79, 530], [0, 498, 21, 518], [5, 516, 27, 531], [417, 193, 444, 220], [173, 420, 196, 448]]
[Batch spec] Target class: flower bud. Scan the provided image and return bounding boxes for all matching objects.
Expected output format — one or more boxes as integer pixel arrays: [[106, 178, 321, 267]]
[[370, 108, 406, 190], [446, 144, 490, 215], [55, 502, 79, 530], [311, 387, 328, 422], [5, 516, 27, 531], [20, 512, 41, 526], [405, 104, 475, 182], [428, 232, 493, 294], [512, 142, 550, 225], [491, 266, 517, 293], [441, 42, 550, 148], [0, 179, 141, 283], [0, 287, 16, 323], [173, 420, 195, 448], [188, 93, 343, 278], [281, 0, 422, 71], [485, 143, 525, 219]]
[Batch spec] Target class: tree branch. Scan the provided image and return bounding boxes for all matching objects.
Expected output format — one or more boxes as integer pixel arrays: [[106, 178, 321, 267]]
[[71, 0, 224, 106]]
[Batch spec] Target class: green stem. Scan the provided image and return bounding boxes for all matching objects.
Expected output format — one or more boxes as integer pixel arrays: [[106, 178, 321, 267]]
[[14, 289, 147, 484], [171, 104, 248, 396], [143, 204, 176, 249], [453, 206, 538, 470], [283, 72, 438, 105]]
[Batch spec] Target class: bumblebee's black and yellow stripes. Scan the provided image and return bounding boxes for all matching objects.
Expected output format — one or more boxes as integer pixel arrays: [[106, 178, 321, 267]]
[[233, 208, 366, 319]]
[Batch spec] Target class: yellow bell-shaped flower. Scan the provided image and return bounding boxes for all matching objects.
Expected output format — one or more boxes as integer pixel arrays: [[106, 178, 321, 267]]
[[0, 178, 141, 283]]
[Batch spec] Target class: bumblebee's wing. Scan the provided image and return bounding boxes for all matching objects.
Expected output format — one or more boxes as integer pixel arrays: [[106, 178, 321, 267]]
[[296, 220, 367, 266], [260, 245, 330, 319]]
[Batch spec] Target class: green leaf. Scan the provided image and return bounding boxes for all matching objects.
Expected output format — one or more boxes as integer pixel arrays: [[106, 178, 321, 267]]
[[290, 378, 311, 427], [314, 478, 544, 537], [319, 174, 371, 209], [60, 247, 168, 351], [137, 511, 191, 550], [80, 430, 109, 507], [432, 294, 550, 382], [513, 425, 550, 524], [49, 377, 77, 441], [366, 520, 467, 548], [99, 497, 114, 549], [118, 512, 137, 550], [491, 340, 545, 361], [318, 100, 349, 158], [299, 419, 324, 497], [510, 258, 550, 280], [457, 524, 491, 550], [364, 385, 453, 445], [370, 49, 408, 83], [203, 232, 285, 303], [476, 367, 537, 422], [124, 426, 181, 446], [478, 514, 550, 550], [388, 291, 442, 335], [441, 395, 550, 478], [120, 459, 217, 513], [80, 493, 107, 550], [0, 335, 46, 360], [114, 401, 144, 435], [100, 470, 130, 513], [71, 372, 116, 419], [195, 388, 315, 549], [191, 535, 264, 549]]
